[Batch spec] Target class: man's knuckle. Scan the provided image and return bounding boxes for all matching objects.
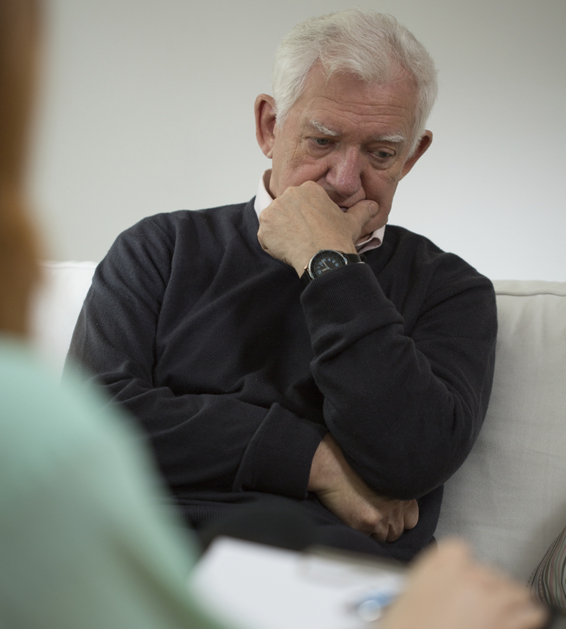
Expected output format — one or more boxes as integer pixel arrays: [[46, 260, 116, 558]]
[[363, 512, 384, 531], [357, 510, 379, 531]]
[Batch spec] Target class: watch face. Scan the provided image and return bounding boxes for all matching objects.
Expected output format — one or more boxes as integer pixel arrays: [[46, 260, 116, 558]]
[[309, 250, 348, 279]]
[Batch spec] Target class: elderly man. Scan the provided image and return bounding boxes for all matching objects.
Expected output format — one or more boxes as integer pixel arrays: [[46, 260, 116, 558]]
[[68, 9, 496, 562]]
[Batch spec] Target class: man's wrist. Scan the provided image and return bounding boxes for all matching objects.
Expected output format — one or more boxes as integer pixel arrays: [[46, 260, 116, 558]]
[[308, 434, 344, 492], [301, 250, 362, 286]]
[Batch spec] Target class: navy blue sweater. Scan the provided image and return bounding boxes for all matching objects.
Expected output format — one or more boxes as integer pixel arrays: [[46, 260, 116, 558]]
[[68, 200, 497, 561]]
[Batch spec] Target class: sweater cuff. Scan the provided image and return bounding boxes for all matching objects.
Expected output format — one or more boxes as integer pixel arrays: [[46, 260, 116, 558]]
[[301, 262, 403, 332], [233, 404, 327, 499]]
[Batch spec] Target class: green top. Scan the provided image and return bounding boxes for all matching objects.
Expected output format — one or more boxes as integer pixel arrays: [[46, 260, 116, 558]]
[[0, 337, 225, 628]]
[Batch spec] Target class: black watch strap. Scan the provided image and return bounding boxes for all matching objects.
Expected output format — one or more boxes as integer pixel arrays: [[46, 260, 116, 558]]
[[300, 250, 362, 287]]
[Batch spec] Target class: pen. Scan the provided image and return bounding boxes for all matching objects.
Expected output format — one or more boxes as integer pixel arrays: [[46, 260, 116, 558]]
[[351, 589, 397, 623]]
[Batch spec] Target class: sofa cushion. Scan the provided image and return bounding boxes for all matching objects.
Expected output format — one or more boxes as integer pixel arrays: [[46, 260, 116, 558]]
[[436, 281, 566, 580]]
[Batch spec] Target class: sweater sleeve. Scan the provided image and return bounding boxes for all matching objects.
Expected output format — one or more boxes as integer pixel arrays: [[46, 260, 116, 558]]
[[301, 257, 497, 500], [67, 216, 327, 500]]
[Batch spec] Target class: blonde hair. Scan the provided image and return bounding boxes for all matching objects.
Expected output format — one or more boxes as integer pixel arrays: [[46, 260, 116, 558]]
[[0, 0, 41, 336]]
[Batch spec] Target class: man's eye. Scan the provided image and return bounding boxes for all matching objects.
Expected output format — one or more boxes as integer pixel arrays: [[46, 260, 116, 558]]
[[372, 150, 395, 160], [312, 138, 332, 147]]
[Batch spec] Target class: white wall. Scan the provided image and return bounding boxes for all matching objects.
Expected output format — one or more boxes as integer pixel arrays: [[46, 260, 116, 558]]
[[31, 0, 566, 281]]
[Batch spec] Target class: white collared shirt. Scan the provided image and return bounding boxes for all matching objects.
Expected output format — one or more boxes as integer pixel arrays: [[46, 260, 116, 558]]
[[253, 170, 385, 254]]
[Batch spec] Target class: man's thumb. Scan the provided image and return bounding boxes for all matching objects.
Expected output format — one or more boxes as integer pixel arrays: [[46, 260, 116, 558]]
[[347, 199, 379, 223]]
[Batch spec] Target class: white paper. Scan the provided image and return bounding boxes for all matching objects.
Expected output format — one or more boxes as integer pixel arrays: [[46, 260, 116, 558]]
[[189, 537, 406, 629]]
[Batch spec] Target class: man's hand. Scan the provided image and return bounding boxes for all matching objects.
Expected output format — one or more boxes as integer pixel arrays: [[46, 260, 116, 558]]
[[257, 181, 379, 276], [308, 435, 419, 542], [380, 540, 548, 629]]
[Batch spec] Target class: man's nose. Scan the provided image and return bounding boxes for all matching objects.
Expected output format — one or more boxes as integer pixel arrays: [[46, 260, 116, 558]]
[[325, 147, 363, 200]]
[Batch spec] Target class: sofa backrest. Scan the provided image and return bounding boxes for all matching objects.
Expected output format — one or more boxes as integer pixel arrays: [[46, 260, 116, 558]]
[[29, 264, 566, 581], [31, 261, 97, 376], [437, 280, 566, 580]]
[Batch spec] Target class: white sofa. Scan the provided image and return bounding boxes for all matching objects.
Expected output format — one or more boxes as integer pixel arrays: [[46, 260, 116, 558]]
[[33, 261, 566, 582]]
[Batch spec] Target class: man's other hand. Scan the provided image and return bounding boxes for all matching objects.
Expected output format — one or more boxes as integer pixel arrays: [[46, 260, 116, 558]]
[[308, 435, 418, 542], [257, 181, 379, 276], [379, 540, 548, 629]]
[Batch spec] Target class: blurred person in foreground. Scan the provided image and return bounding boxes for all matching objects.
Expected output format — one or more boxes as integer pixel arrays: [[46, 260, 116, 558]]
[[0, 1, 222, 626], [0, 2, 547, 629]]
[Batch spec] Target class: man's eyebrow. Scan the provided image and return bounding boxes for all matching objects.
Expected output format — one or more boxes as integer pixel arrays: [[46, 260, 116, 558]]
[[305, 121, 407, 145], [306, 120, 340, 136], [372, 133, 407, 144]]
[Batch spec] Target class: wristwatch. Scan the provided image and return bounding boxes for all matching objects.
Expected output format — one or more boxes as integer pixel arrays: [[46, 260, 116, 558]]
[[301, 250, 362, 286]]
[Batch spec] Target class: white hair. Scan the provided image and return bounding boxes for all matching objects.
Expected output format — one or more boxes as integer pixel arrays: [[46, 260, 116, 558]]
[[272, 9, 438, 154]]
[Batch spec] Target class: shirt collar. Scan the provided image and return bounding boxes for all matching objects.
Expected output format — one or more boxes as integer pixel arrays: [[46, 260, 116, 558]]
[[254, 170, 385, 254]]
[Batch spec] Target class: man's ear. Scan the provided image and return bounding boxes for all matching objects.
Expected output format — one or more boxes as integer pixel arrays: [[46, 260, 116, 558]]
[[255, 94, 278, 159], [400, 131, 433, 179]]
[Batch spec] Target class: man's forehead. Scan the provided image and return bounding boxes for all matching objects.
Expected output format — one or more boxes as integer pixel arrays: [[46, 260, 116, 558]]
[[288, 68, 417, 142]]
